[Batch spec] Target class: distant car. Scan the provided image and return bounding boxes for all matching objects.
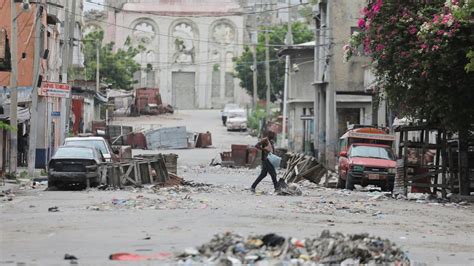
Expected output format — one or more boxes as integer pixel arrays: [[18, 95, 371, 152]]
[[226, 108, 247, 131], [64, 136, 118, 162], [221, 103, 240, 126], [48, 146, 104, 189]]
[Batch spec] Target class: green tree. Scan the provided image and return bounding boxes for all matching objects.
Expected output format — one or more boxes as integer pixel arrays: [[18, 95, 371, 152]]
[[346, 0, 474, 194], [0, 121, 16, 132], [73, 31, 142, 90], [233, 22, 313, 102], [346, 0, 474, 132]]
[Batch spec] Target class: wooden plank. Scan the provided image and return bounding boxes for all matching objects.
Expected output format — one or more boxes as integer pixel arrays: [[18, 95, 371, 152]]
[[134, 161, 142, 186], [441, 132, 447, 198], [121, 163, 137, 186], [148, 162, 154, 184]]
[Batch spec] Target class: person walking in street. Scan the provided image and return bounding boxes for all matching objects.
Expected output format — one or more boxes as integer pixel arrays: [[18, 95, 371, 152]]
[[251, 131, 279, 193]]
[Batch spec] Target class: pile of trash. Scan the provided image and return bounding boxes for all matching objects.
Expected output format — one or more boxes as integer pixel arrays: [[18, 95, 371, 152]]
[[176, 231, 410, 265], [0, 188, 15, 202], [394, 193, 471, 208], [86, 193, 211, 211]]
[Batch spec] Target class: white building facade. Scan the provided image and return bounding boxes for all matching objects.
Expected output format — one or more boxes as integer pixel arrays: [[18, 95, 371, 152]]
[[85, 0, 251, 109]]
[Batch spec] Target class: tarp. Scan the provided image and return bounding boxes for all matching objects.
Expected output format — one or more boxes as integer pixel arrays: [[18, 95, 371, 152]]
[[0, 104, 31, 122]]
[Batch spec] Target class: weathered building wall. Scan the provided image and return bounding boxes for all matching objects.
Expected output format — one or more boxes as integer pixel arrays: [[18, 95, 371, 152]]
[[0, 2, 38, 87], [330, 0, 369, 94], [85, 0, 250, 109], [286, 48, 315, 153]]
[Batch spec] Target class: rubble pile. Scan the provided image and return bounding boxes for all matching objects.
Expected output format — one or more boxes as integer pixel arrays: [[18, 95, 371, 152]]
[[0, 188, 14, 202], [395, 193, 471, 208], [176, 231, 410, 265], [182, 165, 265, 176], [87, 193, 210, 211]]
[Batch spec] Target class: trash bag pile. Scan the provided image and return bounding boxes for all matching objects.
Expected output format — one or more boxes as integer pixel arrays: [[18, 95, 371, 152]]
[[177, 231, 410, 265]]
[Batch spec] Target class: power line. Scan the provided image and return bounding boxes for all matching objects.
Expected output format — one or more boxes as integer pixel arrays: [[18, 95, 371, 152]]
[[55, 3, 312, 49], [85, 1, 309, 18]]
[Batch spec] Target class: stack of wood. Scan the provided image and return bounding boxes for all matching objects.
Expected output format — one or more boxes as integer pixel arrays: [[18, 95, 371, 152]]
[[282, 153, 327, 184]]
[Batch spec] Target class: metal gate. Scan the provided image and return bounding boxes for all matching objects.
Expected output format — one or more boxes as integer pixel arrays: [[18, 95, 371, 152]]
[[172, 72, 195, 109]]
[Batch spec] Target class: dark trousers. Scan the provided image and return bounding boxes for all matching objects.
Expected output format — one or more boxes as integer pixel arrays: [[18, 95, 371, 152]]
[[251, 159, 278, 189]]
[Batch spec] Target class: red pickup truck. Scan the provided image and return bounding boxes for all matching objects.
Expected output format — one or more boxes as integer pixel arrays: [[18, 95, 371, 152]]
[[336, 127, 396, 191]]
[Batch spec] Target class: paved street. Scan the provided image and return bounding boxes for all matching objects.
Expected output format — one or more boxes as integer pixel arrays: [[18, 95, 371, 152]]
[[1, 110, 473, 265]]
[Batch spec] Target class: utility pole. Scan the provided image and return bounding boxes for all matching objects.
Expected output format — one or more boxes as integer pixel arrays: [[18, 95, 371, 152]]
[[60, 0, 76, 146], [262, 0, 273, 117], [252, 14, 258, 109], [27, 2, 43, 177], [281, 0, 293, 147], [96, 39, 100, 92], [264, 29, 270, 116], [9, 0, 18, 174]]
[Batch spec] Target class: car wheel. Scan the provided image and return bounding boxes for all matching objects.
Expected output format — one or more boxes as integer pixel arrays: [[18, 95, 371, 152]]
[[345, 174, 355, 190], [47, 181, 59, 190], [336, 175, 345, 189], [381, 180, 394, 192]]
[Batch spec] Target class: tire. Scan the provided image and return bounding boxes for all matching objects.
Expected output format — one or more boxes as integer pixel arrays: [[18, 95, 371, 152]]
[[381, 180, 394, 192], [336, 175, 345, 189], [345, 173, 355, 190]]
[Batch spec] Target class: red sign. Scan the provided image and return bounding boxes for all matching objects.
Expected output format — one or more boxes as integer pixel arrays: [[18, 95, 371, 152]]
[[39, 82, 71, 98]]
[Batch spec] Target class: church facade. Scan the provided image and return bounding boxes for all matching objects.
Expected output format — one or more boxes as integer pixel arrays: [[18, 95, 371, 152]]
[[84, 0, 251, 109]]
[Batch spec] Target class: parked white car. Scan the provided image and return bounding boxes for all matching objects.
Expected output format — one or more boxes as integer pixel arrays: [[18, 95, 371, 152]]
[[221, 103, 239, 126], [64, 136, 117, 162], [226, 109, 247, 131]]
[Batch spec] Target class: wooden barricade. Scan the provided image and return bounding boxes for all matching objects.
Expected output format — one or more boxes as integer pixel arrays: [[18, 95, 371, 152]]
[[100, 156, 169, 188], [282, 153, 326, 184]]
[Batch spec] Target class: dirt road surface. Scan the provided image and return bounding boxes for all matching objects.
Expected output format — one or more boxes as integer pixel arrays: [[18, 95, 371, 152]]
[[1, 110, 473, 265]]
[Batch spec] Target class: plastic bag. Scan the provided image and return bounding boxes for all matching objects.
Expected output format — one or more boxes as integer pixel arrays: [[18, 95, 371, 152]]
[[267, 152, 281, 169]]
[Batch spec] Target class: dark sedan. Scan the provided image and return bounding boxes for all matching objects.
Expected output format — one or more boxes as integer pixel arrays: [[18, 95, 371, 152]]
[[48, 146, 103, 189]]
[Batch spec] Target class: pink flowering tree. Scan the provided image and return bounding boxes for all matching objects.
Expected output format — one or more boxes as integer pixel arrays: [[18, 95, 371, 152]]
[[346, 0, 474, 133], [346, 0, 474, 194]]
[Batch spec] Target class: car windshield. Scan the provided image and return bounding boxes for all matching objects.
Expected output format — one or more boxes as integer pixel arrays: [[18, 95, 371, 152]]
[[349, 145, 394, 160], [54, 147, 95, 159], [228, 110, 246, 118], [224, 104, 239, 111], [65, 140, 108, 154]]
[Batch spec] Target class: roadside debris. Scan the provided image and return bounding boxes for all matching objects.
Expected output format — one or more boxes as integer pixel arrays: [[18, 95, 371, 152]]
[[276, 179, 303, 196], [213, 144, 261, 168], [194, 131, 213, 148], [64, 254, 78, 260], [145, 126, 188, 150], [282, 153, 327, 184], [48, 206, 59, 212], [109, 252, 173, 261], [176, 231, 410, 265], [1, 189, 14, 201]]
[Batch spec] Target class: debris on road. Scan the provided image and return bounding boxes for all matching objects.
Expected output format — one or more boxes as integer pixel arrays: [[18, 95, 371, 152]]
[[48, 206, 59, 212], [176, 231, 410, 265], [213, 144, 261, 168], [282, 153, 327, 185], [109, 252, 173, 261], [145, 126, 188, 150], [194, 131, 213, 148], [276, 179, 303, 196], [64, 254, 78, 260]]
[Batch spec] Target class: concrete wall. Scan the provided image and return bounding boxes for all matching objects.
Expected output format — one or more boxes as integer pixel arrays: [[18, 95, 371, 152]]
[[288, 102, 313, 153], [0, 3, 40, 87], [286, 49, 315, 153], [289, 51, 315, 100], [330, 0, 369, 93]]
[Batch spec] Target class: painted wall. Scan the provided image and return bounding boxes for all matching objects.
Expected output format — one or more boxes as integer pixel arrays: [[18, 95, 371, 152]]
[[330, 0, 370, 93], [0, 2, 39, 87]]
